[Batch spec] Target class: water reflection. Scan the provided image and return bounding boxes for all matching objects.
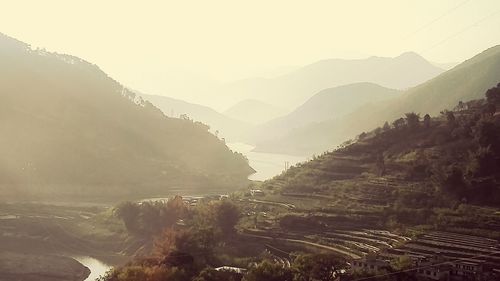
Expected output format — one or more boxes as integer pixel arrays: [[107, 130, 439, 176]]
[[73, 256, 112, 281], [227, 142, 306, 181]]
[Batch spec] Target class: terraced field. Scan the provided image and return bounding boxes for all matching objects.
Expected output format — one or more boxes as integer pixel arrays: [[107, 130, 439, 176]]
[[242, 228, 408, 259], [388, 231, 500, 269]]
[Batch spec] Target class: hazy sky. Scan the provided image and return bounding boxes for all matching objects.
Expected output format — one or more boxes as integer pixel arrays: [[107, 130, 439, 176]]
[[2, 0, 500, 104]]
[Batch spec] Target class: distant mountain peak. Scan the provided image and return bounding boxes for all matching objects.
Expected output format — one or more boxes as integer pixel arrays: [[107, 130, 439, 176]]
[[397, 51, 423, 58]]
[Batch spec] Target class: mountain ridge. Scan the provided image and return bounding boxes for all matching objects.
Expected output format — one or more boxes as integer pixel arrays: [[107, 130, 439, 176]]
[[140, 93, 251, 141], [214, 51, 444, 114], [254, 45, 500, 156], [251, 82, 401, 143]]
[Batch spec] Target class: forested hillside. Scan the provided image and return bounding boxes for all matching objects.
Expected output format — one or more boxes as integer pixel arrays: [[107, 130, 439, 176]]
[[0, 33, 254, 199], [264, 84, 500, 217]]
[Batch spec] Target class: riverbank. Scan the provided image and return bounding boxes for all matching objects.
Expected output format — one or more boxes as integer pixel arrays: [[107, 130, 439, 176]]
[[0, 252, 90, 281], [0, 201, 134, 280], [227, 142, 307, 181]]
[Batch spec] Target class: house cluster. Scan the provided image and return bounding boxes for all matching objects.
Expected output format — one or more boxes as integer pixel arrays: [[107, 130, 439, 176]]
[[250, 189, 265, 196], [350, 254, 500, 281]]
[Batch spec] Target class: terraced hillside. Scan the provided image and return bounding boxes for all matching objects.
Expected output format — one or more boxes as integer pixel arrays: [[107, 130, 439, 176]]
[[388, 231, 500, 270], [232, 85, 500, 271]]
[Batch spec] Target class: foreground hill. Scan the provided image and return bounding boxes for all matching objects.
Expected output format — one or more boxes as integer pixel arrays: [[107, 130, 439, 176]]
[[252, 83, 401, 143], [221, 52, 443, 110], [141, 93, 251, 141], [0, 33, 253, 199], [255, 45, 500, 155], [261, 85, 500, 234]]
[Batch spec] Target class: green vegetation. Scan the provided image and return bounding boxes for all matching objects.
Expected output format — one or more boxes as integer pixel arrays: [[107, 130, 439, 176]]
[[261, 84, 500, 237], [102, 197, 351, 281], [47, 70, 500, 281]]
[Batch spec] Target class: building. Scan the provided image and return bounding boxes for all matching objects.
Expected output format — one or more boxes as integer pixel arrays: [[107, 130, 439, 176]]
[[450, 258, 485, 281], [250, 189, 265, 196], [351, 256, 390, 274], [416, 256, 451, 281]]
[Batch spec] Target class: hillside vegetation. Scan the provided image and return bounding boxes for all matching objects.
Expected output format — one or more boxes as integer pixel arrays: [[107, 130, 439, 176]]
[[0, 33, 253, 199], [261, 84, 500, 233]]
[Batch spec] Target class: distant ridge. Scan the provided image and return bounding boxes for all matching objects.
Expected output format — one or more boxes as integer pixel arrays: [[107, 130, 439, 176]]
[[224, 99, 288, 125], [254, 45, 500, 156], [251, 83, 401, 142], [141, 93, 251, 141], [220, 51, 444, 109]]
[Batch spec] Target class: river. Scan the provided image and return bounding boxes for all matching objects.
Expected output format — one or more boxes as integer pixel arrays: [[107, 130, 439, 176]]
[[71, 143, 306, 280], [227, 142, 307, 181], [73, 256, 112, 281]]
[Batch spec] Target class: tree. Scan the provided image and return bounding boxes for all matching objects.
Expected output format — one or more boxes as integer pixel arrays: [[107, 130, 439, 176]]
[[455, 100, 466, 111], [392, 118, 405, 130], [482, 103, 496, 117], [114, 201, 141, 233], [243, 261, 294, 281], [194, 268, 241, 281], [485, 83, 500, 104], [441, 167, 468, 199], [476, 120, 500, 154], [154, 227, 216, 269], [293, 254, 345, 281], [208, 201, 241, 235], [405, 112, 420, 131], [115, 197, 188, 236], [423, 114, 431, 129], [358, 132, 367, 140], [166, 196, 187, 224], [383, 121, 391, 131], [140, 202, 164, 234], [443, 110, 456, 128]]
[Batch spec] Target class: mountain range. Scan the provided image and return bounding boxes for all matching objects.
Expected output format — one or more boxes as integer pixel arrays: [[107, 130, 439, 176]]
[[254, 45, 500, 156], [219, 52, 444, 111], [251, 83, 401, 143]]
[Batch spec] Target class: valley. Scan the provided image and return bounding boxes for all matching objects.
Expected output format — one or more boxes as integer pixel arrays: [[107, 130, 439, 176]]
[[1, 3, 500, 280]]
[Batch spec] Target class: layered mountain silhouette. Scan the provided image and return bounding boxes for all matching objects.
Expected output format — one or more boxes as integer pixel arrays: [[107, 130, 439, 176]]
[[0, 33, 253, 198], [254, 45, 500, 156], [220, 52, 444, 110], [251, 83, 401, 143], [224, 99, 287, 125], [141, 93, 251, 141]]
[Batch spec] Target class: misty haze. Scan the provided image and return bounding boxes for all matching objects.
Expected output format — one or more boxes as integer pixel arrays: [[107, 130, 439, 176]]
[[1, 1, 500, 281]]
